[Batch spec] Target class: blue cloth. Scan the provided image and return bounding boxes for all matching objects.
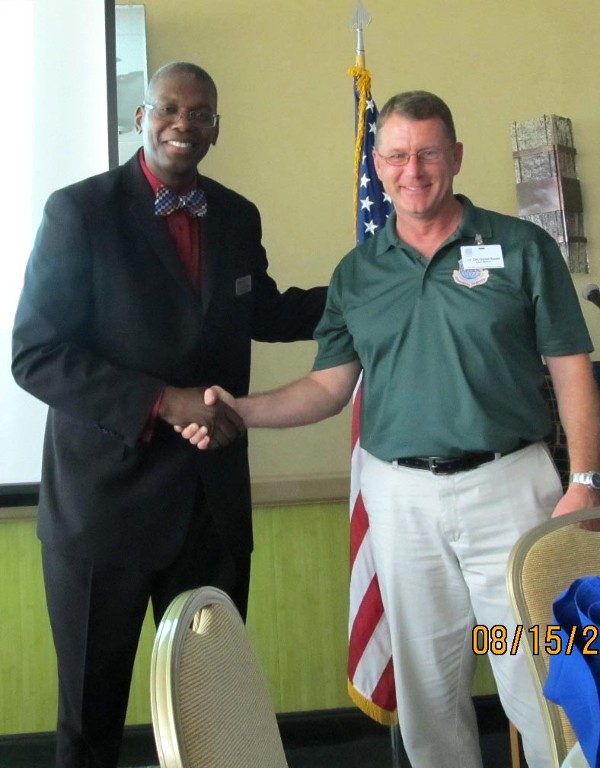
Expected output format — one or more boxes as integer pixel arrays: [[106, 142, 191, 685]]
[[544, 576, 600, 768]]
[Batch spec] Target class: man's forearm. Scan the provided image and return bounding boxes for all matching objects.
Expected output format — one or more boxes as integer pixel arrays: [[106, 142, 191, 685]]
[[238, 376, 345, 428], [546, 354, 600, 471], [237, 364, 360, 429], [180, 362, 361, 449], [546, 353, 600, 516]]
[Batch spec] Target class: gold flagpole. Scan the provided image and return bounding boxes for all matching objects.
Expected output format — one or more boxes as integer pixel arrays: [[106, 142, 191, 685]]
[[349, 2, 372, 234]]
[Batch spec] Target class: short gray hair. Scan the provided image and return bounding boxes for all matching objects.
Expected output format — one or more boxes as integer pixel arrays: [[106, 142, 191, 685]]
[[375, 90, 456, 147]]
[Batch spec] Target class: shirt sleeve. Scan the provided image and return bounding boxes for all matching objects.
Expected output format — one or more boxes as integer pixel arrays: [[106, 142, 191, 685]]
[[527, 228, 593, 356], [140, 388, 165, 442], [312, 265, 360, 371]]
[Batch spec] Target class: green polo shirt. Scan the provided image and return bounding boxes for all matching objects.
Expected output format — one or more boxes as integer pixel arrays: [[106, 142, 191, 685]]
[[313, 195, 593, 461]]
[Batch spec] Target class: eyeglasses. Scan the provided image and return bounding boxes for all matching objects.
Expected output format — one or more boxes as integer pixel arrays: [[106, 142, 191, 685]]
[[143, 103, 220, 128], [376, 146, 453, 167]]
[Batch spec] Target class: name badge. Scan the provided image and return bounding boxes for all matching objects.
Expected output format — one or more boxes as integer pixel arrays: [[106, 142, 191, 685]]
[[236, 275, 252, 296], [460, 244, 504, 269]]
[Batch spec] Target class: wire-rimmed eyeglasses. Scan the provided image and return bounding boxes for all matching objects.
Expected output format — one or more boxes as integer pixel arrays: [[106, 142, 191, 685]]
[[375, 146, 453, 167], [143, 103, 220, 128]]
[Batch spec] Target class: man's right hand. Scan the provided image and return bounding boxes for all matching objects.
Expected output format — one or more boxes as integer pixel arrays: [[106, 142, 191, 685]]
[[174, 386, 236, 450], [159, 385, 245, 449]]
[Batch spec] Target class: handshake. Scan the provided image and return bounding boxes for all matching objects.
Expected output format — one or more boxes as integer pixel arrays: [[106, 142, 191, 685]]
[[159, 385, 241, 450]]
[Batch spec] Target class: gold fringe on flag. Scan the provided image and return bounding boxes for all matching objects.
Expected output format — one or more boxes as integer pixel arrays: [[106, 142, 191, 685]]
[[348, 64, 373, 233], [347, 680, 399, 726]]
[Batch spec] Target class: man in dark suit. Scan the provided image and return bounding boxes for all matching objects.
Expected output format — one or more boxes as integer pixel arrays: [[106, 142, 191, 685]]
[[12, 61, 325, 768]]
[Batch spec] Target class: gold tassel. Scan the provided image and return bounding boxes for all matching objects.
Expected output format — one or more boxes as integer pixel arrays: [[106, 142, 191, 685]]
[[348, 65, 373, 235]]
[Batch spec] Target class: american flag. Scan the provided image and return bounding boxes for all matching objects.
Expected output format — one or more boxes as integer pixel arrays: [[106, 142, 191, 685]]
[[346, 64, 396, 725]]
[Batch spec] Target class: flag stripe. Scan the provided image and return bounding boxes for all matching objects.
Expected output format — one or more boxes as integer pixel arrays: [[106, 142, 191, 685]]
[[370, 658, 397, 711], [349, 483, 369, 563], [348, 525, 376, 624], [354, 616, 395, 693], [348, 576, 386, 676]]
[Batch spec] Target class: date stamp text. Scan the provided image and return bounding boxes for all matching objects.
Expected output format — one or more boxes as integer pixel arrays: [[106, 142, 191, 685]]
[[472, 624, 599, 656]]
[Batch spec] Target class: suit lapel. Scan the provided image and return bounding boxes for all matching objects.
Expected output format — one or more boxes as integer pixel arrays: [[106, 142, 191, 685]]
[[200, 187, 222, 314], [123, 157, 202, 299]]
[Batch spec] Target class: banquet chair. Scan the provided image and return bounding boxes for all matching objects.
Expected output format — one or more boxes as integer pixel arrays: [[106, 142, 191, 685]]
[[506, 506, 600, 767], [150, 586, 289, 768]]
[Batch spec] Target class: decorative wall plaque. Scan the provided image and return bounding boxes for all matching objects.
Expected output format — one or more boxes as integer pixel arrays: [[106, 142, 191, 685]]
[[511, 115, 587, 273]]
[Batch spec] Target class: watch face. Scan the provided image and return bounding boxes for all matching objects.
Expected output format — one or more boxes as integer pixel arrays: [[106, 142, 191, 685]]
[[591, 473, 600, 490]]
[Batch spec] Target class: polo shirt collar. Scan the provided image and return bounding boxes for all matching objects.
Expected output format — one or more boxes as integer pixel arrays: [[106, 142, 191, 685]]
[[454, 194, 494, 242], [374, 213, 402, 256]]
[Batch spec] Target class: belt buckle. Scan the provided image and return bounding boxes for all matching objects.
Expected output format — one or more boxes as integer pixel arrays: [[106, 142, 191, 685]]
[[428, 457, 443, 474]]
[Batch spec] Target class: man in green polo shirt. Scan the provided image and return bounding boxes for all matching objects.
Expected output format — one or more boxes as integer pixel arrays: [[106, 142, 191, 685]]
[[177, 91, 600, 768]]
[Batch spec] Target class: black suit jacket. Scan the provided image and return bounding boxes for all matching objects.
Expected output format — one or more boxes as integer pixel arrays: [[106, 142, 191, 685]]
[[12, 154, 326, 567]]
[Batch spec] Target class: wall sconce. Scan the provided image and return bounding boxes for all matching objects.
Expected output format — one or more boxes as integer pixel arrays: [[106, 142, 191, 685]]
[[511, 114, 587, 273]]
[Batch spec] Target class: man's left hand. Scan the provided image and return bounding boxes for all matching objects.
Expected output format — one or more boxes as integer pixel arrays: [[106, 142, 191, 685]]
[[553, 483, 600, 529]]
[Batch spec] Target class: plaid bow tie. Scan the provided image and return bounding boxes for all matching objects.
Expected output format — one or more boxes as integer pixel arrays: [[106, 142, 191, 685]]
[[154, 186, 207, 217]]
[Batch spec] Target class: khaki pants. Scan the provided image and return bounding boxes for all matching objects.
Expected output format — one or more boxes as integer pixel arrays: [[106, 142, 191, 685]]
[[361, 442, 561, 768]]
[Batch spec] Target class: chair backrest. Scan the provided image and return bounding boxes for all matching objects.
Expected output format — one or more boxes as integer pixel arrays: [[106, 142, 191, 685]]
[[506, 506, 600, 767], [150, 586, 289, 768]]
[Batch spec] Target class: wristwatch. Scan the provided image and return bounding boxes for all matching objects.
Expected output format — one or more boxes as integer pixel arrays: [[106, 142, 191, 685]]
[[569, 471, 600, 490]]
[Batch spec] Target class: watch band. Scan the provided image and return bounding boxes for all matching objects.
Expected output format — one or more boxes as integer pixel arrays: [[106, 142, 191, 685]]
[[569, 471, 600, 489]]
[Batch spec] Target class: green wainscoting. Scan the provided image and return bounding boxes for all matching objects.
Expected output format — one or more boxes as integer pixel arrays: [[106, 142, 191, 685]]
[[0, 502, 496, 736], [0, 517, 57, 735]]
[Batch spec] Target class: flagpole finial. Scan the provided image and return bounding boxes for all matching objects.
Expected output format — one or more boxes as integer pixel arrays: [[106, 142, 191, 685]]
[[350, 0, 372, 66]]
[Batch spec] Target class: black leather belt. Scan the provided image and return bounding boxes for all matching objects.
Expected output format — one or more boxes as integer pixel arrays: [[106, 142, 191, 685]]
[[392, 444, 530, 475]]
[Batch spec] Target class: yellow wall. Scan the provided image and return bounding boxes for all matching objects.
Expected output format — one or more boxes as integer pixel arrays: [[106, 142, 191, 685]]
[[127, 0, 600, 484]]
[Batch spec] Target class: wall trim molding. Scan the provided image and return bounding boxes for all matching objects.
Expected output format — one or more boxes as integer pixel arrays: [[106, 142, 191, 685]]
[[0, 473, 350, 521], [0, 505, 37, 521], [251, 473, 349, 506]]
